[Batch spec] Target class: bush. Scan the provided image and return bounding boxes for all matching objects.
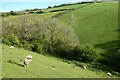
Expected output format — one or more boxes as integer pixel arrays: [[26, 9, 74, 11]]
[[10, 11, 18, 15], [79, 44, 101, 62], [2, 12, 11, 17], [8, 34, 19, 45], [2, 37, 11, 45], [31, 40, 44, 54], [59, 44, 101, 63], [21, 41, 32, 50], [2, 34, 19, 45], [36, 11, 44, 13]]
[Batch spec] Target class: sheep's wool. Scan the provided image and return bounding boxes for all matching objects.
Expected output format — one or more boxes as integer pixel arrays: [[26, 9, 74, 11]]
[[26, 55, 32, 59], [10, 46, 14, 49]]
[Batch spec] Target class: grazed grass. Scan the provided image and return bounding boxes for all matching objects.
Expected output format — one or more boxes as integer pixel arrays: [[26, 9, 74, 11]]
[[58, 2, 119, 66], [58, 2, 118, 45], [2, 44, 112, 78], [2, 2, 119, 78]]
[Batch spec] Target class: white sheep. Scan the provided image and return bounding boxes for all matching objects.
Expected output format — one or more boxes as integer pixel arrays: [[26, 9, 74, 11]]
[[107, 72, 112, 77], [26, 55, 32, 58], [10, 46, 14, 49], [83, 66, 86, 69], [117, 49, 120, 54], [24, 55, 32, 67]]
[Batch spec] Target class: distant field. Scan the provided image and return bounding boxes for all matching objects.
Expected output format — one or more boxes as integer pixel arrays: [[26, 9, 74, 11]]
[[2, 44, 113, 78], [4, 12, 59, 22], [3, 3, 90, 22], [45, 3, 88, 12]]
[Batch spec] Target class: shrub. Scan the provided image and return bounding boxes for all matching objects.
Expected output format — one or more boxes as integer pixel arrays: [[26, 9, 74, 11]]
[[2, 34, 19, 46], [10, 11, 18, 15], [79, 44, 101, 62], [59, 44, 101, 63], [21, 41, 32, 50], [36, 11, 44, 13], [31, 40, 44, 54], [2, 12, 11, 17], [2, 37, 11, 45], [8, 34, 19, 45]]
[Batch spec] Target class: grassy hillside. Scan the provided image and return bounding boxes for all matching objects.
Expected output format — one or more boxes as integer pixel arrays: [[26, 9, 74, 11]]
[[2, 44, 114, 78], [1, 1, 120, 78], [58, 2, 118, 45], [58, 2, 119, 66]]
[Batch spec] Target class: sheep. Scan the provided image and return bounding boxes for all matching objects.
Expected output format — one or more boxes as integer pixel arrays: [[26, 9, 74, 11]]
[[117, 49, 120, 54], [26, 55, 32, 58], [10, 46, 14, 49], [83, 66, 86, 69], [107, 72, 112, 77], [24, 59, 30, 67], [23, 55, 32, 67]]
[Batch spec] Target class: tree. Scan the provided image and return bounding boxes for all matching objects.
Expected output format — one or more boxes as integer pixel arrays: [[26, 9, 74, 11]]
[[48, 6, 52, 9], [10, 11, 17, 15]]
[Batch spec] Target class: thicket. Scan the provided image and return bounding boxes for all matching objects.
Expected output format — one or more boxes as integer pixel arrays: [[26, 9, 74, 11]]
[[2, 15, 100, 63]]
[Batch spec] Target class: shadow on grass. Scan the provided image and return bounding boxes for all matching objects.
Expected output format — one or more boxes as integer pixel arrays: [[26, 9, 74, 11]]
[[7, 59, 24, 67], [114, 29, 120, 32], [94, 40, 120, 72]]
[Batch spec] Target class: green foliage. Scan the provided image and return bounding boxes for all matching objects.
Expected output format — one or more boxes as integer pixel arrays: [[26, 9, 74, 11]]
[[2, 34, 19, 45], [7, 34, 19, 45], [59, 44, 101, 63], [47, 6, 52, 9], [10, 11, 18, 15], [79, 44, 101, 62], [36, 11, 44, 13], [22, 41, 32, 50], [2, 37, 11, 45], [31, 40, 44, 54], [2, 16, 80, 56], [2, 13, 102, 64], [2, 12, 11, 17]]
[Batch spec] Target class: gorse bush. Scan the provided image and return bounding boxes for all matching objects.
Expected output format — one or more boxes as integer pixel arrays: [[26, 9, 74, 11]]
[[2, 15, 101, 63]]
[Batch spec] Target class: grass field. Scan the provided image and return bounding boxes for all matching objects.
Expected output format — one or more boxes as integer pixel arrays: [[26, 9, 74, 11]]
[[58, 2, 118, 45], [2, 44, 114, 78], [58, 2, 119, 66], [2, 1, 119, 78]]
